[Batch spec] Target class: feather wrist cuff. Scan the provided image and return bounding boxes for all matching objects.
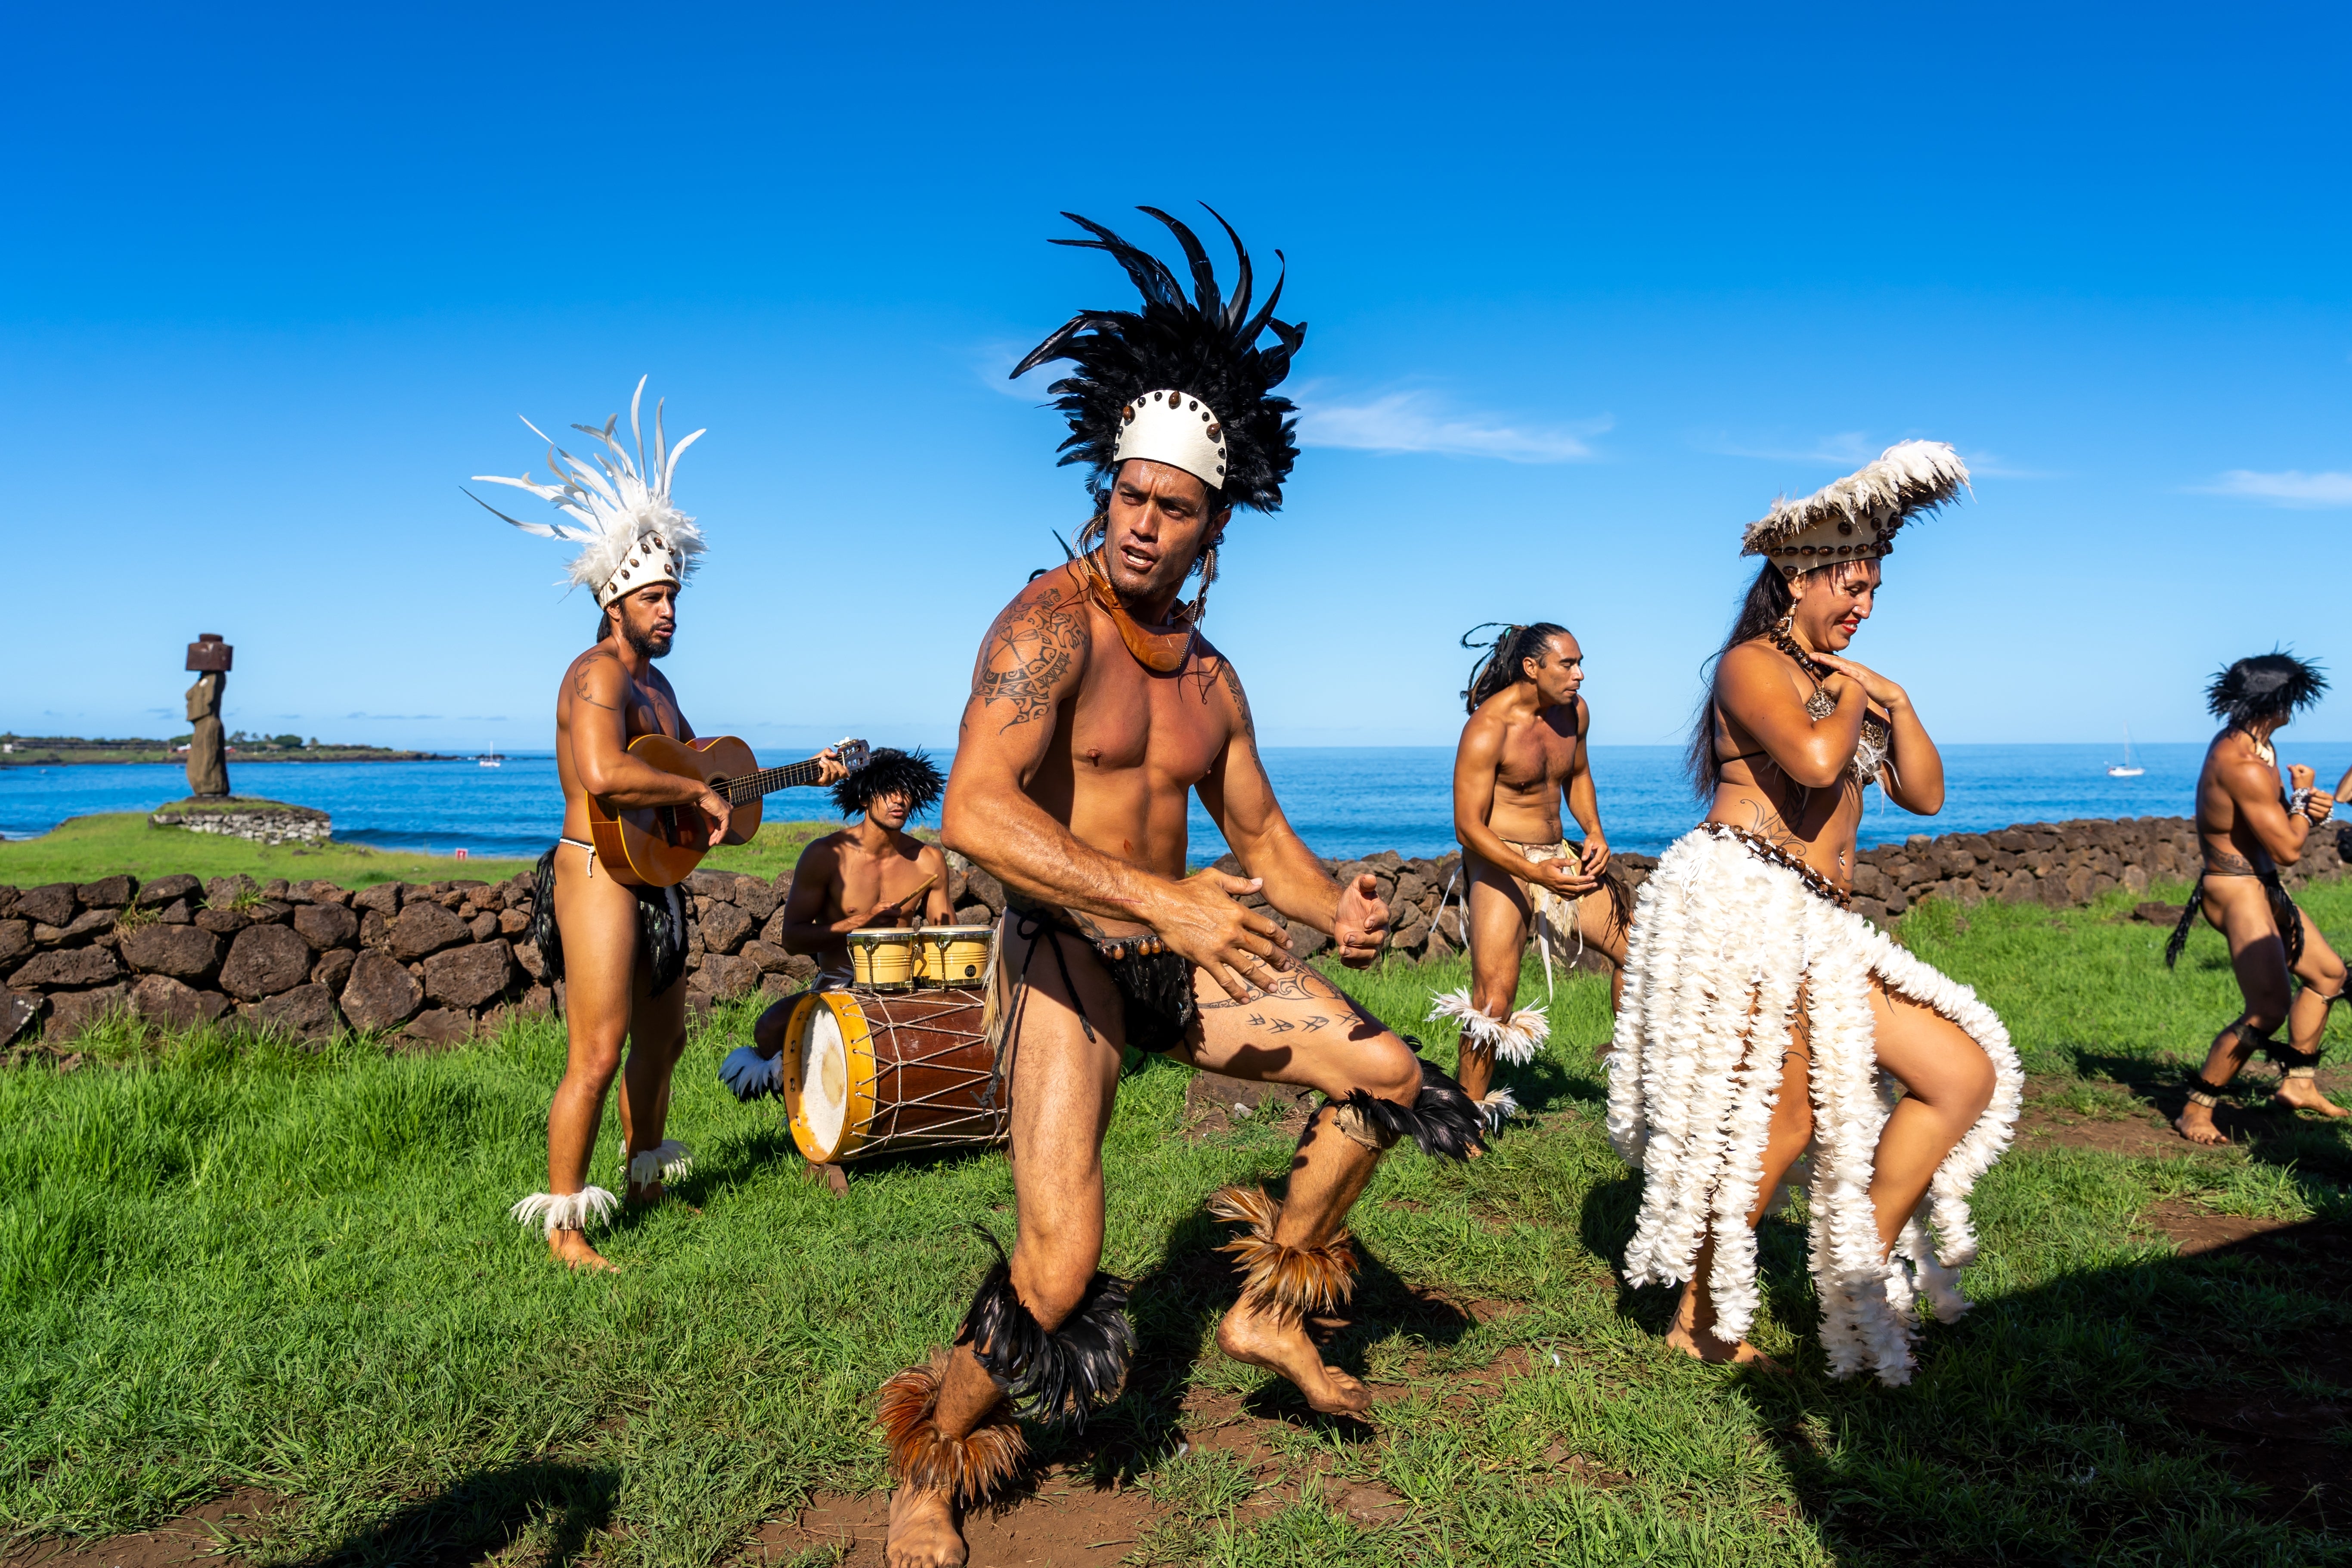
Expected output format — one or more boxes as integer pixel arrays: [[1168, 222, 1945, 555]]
[[877, 1351, 1026, 1503], [1327, 1056, 1486, 1162], [1209, 1185, 1357, 1323], [1429, 988, 1550, 1066], [955, 1243, 1134, 1430], [510, 1187, 618, 1235], [627, 1140, 693, 1188], [719, 1045, 784, 1102]]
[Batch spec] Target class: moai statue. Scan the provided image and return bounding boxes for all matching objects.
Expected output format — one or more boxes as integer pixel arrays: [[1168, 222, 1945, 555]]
[[184, 633, 233, 797]]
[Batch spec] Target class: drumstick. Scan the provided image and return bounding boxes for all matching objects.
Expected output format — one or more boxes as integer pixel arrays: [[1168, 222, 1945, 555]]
[[875, 874, 940, 919]]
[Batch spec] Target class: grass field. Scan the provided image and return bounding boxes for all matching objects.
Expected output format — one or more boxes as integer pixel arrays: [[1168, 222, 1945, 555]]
[[3, 876, 2349, 1566], [0, 815, 847, 890]]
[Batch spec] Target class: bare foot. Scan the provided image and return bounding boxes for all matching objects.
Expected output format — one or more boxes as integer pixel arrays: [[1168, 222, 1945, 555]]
[[884, 1485, 965, 1568], [2175, 1102, 2231, 1147], [2277, 1077, 2350, 1119], [547, 1229, 618, 1272], [1216, 1298, 1372, 1416], [1664, 1321, 1781, 1369]]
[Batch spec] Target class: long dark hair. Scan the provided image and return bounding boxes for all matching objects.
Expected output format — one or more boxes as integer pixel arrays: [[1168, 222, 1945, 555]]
[[1683, 563, 1796, 795], [1461, 622, 1570, 715]]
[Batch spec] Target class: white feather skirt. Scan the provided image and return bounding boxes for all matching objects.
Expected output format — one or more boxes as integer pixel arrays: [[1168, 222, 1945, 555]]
[[1604, 827, 2022, 1385]]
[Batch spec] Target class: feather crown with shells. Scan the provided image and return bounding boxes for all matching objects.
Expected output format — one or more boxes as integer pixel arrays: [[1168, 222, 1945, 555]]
[[2208, 650, 2327, 728], [1011, 205, 1305, 513], [468, 376, 708, 607], [1742, 440, 1971, 572]]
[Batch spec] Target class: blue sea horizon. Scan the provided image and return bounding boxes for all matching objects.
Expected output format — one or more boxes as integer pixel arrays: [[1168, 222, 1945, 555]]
[[8, 742, 2347, 867]]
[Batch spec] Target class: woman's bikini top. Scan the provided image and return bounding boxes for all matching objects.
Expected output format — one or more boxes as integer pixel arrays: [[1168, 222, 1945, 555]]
[[1717, 631, 1891, 789]]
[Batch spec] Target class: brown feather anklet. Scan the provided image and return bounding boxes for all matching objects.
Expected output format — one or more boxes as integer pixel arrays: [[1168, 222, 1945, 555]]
[[877, 1350, 1026, 1503], [1208, 1185, 1357, 1321]]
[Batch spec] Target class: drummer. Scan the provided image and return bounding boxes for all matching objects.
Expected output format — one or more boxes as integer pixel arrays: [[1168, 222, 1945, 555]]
[[771, 746, 952, 991]]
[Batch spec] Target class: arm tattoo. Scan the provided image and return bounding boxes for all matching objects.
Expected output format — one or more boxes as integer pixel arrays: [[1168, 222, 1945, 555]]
[[975, 589, 1085, 732], [572, 659, 620, 712], [1218, 660, 1256, 739]]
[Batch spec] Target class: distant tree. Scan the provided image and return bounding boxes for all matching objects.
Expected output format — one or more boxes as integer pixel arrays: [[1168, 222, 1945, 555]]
[[272, 733, 304, 749]]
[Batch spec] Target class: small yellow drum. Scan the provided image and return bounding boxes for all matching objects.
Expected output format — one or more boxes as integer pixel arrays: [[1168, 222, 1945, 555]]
[[783, 987, 1009, 1165], [915, 924, 995, 989], [848, 928, 918, 990]]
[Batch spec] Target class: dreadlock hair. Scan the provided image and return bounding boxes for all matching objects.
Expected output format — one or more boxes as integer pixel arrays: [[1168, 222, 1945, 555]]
[[1683, 558, 1877, 796], [1013, 205, 1305, 627], [2207, 649, 2328, 732], [832, 747, 945, 821], [1461, 622, 1571, 715]]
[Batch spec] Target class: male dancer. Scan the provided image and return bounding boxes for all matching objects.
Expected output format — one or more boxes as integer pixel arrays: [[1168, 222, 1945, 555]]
[[2169, 652, 2348, 1145], [471, 381, 843, 1270], [880, 208, 1484, 1568], [726, 753, 955, 1089], [1436, 621, 1627, 1125]]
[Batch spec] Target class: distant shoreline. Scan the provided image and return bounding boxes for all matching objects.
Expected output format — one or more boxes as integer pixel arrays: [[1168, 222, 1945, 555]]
[[2, 750, 462, 768]]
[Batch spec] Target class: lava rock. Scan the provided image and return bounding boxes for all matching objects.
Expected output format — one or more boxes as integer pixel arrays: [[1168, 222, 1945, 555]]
[[119, 923, 223, 982], [733, 877, 781, 922], [350, 884, 402, 917], [468, 912, 499, 942], [77, 875, 137, 909], [220, 925, 315, 1000], [292, 902, 360, 951], [740, 939, 795, 974], [341, 950, 424, 1031], [19, 884, 78, 928], [45, 984, 129, 1042], [699, 901, 753, 954], [397, 1008, 474, 1050], [12, 947, 124, 989], [242, 982, 338, 1040], [194, 907, 249, 935], [424, 939, 514, 1010], [387, 901, 470, 961], [2, 991, 45, 1045], [135, 874, 204, 910], [312, 948, 357, 995], [0, 921, 30, 968]]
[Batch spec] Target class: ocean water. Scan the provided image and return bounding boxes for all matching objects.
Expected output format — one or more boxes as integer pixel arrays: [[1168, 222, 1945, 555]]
[[11, 741, 2352, 865]]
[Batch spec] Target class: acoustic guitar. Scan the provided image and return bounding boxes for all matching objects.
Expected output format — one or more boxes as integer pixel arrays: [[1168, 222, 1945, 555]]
[[587, 735, 871, 887]]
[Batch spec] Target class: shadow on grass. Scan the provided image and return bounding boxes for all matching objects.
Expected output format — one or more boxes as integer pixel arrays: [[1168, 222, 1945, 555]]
[[1579, 1170, 2352, 1562], [293, 1460, 619, 1568], [2073, 1047, 2352, 1180]]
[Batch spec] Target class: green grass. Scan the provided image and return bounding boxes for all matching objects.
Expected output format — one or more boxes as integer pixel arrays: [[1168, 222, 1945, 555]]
[[3, 877, 2349, 1565], [0, 815, 848, 890]]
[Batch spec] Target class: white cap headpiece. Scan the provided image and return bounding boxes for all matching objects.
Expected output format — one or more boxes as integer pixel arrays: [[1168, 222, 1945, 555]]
[[1114, 389, 1229, 492], [1741, 440, 1970, 572], [469, 377, 708, 608]]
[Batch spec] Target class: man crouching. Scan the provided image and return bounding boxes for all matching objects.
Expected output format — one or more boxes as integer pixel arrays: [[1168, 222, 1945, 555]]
[[878, 208, 1484, 1568]]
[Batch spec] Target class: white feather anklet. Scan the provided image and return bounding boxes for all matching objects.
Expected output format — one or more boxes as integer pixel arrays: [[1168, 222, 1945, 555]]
[[511, 1187, 618, 1236], [1429, 989, 1551, 1066], [628, 1140, 694, 1189], [719, 1044, 785, 1101], [1476, 1087, 1521, 1131]]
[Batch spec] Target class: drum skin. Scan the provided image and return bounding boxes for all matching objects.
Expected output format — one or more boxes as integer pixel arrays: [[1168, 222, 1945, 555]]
[[783, 987, 1007, 1165]]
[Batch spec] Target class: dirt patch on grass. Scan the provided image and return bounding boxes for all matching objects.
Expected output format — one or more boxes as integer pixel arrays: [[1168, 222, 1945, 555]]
[[760, 1475, 1156, 1566], [2015, 1070, 2352, 1159], [2, 1488, 282, 1568], [2140, 1200, 2299, 1254]]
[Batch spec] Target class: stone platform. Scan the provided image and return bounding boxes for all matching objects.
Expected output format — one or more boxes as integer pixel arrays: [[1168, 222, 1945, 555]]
[[150, 797, 331, 845]]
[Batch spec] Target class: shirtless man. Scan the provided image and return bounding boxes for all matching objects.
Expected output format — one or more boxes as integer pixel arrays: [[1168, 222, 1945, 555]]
[[2170, 651, 2347, 1145], [876, 208, 1484, 1568], [1440, 621, 1628, 1123], [735, 751, 954, 1075], [473, 383, 842, 1270]]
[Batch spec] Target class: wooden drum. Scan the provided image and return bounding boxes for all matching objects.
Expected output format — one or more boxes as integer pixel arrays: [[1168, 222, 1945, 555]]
[[848, 928, 919, 991], [915, 924, 995, 989], [782, 988, 1009, 1165]]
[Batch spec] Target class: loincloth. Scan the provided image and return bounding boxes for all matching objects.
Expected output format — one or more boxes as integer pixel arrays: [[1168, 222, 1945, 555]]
[[1003, 892, 1196, 1054], [1605, 823, 2023, 1387], [528, 844, 689, 998], [2167, 857, 2302, 969]]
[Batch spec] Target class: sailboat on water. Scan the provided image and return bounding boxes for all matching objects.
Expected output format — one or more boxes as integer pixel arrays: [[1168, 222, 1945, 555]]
[[2107, 727, 2144, 778]]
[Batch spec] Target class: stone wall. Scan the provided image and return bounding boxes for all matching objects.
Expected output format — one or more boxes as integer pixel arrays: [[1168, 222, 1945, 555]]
[[7, 815, 2345, 1050]]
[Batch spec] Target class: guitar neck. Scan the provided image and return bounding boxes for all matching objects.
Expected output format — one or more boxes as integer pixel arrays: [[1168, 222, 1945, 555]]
[[719, 757, 825, 804]]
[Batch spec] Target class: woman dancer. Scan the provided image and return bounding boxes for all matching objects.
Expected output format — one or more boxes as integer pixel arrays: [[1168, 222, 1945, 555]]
[[1605, 442, 2022, 1383]]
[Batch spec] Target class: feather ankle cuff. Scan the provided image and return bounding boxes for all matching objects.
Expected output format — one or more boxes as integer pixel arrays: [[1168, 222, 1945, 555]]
[[1476, 1088, 1522, 1131], [877, 1350, 1026, 1503], [1209, 1185, 1357, 1323], [1328, 1056, 1486, 1162], [956, 1235, 1134, 1429], [627, 1140, 693, 1188], [719, 1045, 784, 1101], [510, 1187, 618, 1235], [1429, 988, 1550, 1066]]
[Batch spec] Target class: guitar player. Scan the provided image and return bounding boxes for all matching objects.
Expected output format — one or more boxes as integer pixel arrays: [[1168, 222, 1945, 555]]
[[534, 577, 846, 1271]]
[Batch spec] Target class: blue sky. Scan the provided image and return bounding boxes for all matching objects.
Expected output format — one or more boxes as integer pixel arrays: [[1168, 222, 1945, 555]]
[[9, 3, 2349, 755]]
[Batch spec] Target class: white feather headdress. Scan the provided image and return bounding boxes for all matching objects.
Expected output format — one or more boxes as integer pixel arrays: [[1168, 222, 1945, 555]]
[[470, 377, 708, 607], [1742, 440, 1969, 570]]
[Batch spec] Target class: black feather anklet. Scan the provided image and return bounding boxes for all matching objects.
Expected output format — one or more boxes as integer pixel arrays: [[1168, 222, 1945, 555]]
[[954, 1233, 1134, 1430], [1326, 1054, 1487, 1161]]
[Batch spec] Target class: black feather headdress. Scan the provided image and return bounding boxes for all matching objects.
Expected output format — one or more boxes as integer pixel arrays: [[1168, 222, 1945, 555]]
[[832, 747, 945, 820], [2207, 650, 2328, 729], [1011, 205, 1305, 514]]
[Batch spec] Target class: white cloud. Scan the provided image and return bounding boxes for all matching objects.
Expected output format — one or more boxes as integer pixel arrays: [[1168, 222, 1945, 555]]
[[1295, 390, 1608, 463], [2198, 469, 2352, 508], [1708, 431, 1877, 465]]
